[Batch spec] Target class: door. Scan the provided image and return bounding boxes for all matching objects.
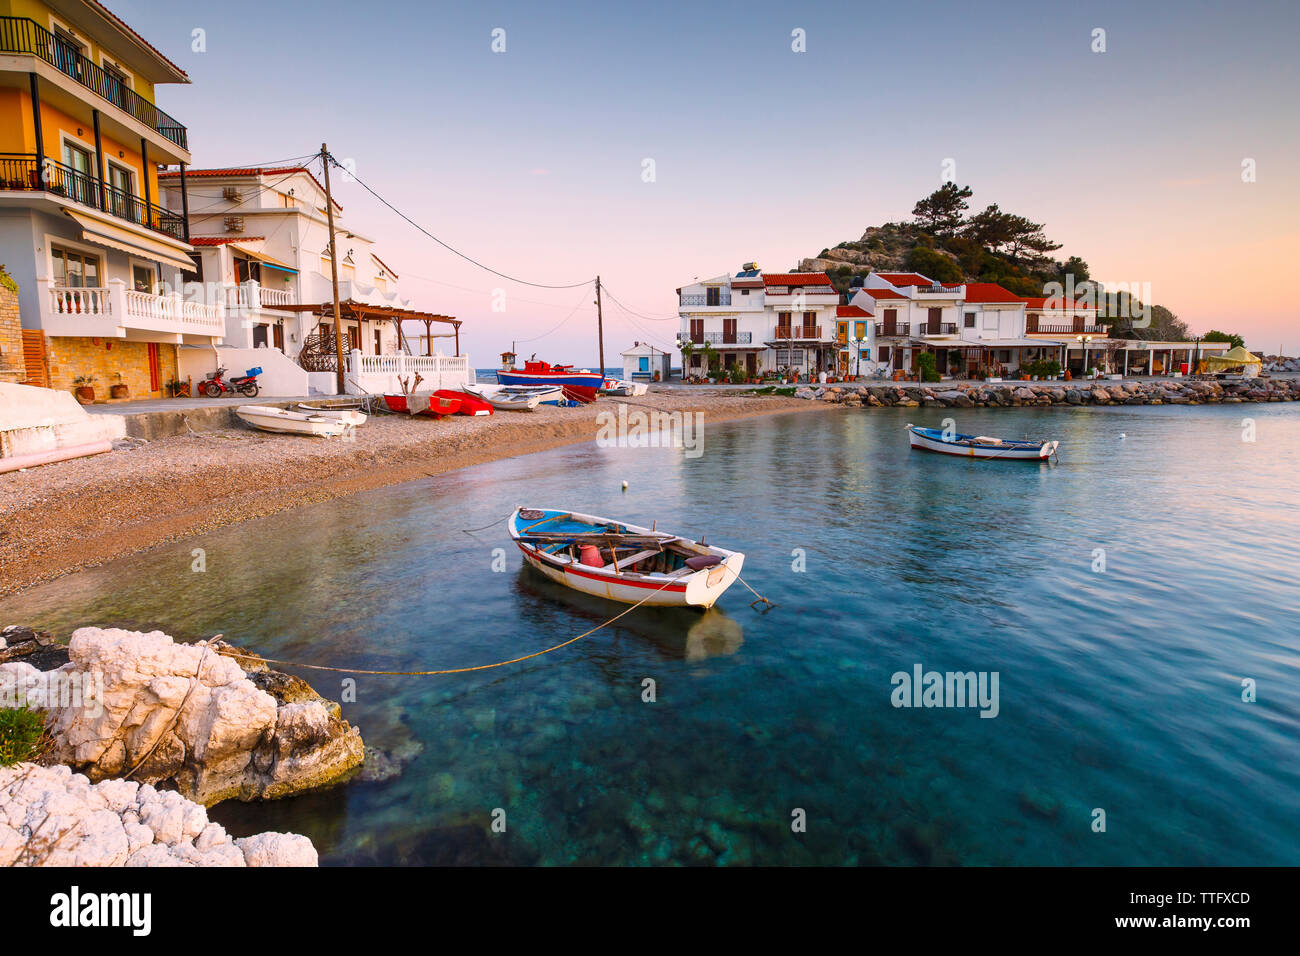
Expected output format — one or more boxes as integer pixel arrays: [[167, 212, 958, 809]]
[[883, 309, 897, 336], [746, 353, 757, 377], [273, 322, 285, 351], [107, 163, 134, 220], [61, 142, 95, 206], [146, 342, 161, 393], [104, 66, 128, 110], [373, 328, 382, 355], [347, 325, 360, 352], [53, 29, 83, 79], [723, 318, 737, 344], [928, 308, 942, 334], [689, 318, 704, 344], [935, 349, 948, 374]]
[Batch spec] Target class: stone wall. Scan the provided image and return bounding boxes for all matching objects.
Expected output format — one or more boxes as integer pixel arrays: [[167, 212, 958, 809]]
[[0, 283, 21, 383], [45, 337, 178, 401]]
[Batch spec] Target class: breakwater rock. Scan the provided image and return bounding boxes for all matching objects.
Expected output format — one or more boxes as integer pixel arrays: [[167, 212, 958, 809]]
[[794, 377, 1300, 409], [0, 762, 316, 866], [1, 626, 363, 806]]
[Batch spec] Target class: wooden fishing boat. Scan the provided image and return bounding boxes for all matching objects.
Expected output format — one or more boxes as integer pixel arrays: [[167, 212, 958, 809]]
[[384, 392, 462, 418], [906, 424, 1058, 460], [295, 403, 367, 427], [434, 388, 492, 416], [236, 405, 351, 437], [509, 507, 744, 608], [496, 359, 603, 403], [462, 383, 561, 411]]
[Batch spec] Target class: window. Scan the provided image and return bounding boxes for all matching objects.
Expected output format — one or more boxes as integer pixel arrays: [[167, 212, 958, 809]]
[[253, 324, 269, 348], [983, 313, 997, 330], [104, 65, 128, 110], [706, 287, 721, 306], [51, 246, 101, 288], [347, 326, 360, 351], [235, 258, 262, 284], [964, 312, 976, 328], [279, 192, 297, 208], [740, 288, 749, 296], [61, 141, 95, 205], [854, 321, 867, 340], [53, 29, 83, 78], [132, 263, 159, 293], [107, 164, 134, 219]]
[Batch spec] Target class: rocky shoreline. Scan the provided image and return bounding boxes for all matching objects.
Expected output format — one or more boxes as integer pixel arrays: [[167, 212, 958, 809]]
[[1, 625, 364, 866], [794, 376, 1300, 408]]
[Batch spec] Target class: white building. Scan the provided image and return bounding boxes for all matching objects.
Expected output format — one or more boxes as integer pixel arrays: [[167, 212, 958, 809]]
[[159, 165, 465, 395], [676, 266, 854, 379], [620, 342, 670, 382]]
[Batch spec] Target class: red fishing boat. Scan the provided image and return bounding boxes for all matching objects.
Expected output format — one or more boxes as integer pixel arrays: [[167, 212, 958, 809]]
[[384, 392, 463, 418], [434, 389, 492, 416], [496, 355, 603, 404]]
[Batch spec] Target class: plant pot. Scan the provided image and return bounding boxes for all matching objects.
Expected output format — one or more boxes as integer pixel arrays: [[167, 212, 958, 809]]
[[74, 386, 94, 404], [109, 383, 129, 399]]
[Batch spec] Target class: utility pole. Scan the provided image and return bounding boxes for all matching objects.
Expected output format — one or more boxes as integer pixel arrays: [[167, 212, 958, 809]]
[[322, 143, 345, 395], [595, 275, 605, 376]]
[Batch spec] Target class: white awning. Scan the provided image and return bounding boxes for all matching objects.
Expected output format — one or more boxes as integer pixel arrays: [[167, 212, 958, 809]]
[[65, 210, 197, 273]]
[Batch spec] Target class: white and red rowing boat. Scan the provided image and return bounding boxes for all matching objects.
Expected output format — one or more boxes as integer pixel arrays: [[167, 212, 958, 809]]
[[509, 507, 744, 608], [384, 392, 463, 418]]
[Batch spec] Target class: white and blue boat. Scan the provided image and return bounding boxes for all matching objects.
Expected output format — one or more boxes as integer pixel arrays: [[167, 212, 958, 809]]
[[496, 358, 604, 404], [906, 424, 1058, 461]]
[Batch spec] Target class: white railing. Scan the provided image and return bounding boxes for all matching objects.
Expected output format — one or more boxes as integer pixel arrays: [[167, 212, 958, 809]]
[[345, 350, 471, 396], [43, 278, 225, 337], [224, 281, 295, 313]]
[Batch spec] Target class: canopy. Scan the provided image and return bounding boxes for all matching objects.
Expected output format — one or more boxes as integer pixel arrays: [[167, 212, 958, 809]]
[[1204, 346, 1262, 377], [65, 210, 197, 273]]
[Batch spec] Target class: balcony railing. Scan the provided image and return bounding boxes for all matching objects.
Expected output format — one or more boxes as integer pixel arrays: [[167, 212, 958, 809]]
[[680, 292, 732, 307], [875, 322, 911, 337], [0, 153, 185, 240], [0, 16, 188, 150], [1034, 324, 1106, 335], [701, 330, 752, 345], [773, 325, 823, 341], [45, 279, 223, 336], [225, 281, 296, 312], [920, 323, 957, 335]]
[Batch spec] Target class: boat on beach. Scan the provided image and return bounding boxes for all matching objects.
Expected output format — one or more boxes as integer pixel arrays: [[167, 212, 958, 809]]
[[462, 382, 563, 411], [384, 392, 463, 418], [236, 405, 352, 437], [434, 389, 492, 416], [295, 403, 367, 427], [906, 423, 1058, 460], [600, 378, 649, 396], [496, 358, 603, 404], [509, 507, 744, 608]]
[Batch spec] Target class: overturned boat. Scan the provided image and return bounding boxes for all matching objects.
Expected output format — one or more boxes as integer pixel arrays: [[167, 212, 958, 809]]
[[509, 507, 744, 608]]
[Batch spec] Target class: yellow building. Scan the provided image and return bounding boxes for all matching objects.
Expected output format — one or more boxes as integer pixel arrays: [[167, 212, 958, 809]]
[[0, 0, 216, 400]]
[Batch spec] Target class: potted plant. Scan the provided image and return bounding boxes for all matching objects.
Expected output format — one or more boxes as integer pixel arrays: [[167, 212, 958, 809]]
[[109, 379, 129, 399], [72, 375, 96, 404]]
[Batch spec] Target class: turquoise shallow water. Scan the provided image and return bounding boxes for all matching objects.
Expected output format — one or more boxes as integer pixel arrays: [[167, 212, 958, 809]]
[[5, 403, 1300, 865]]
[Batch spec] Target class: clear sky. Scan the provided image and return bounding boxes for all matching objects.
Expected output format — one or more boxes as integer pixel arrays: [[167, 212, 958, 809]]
[[115, 0, 1299, 360]]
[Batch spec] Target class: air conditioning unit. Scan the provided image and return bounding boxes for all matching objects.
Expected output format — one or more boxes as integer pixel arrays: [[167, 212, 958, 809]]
[[223, 216, 244, 232], [222, 187, 243, 202]]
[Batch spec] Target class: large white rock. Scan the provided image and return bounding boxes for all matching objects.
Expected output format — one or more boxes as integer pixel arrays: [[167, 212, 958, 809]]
[[30, 627, 362, 806], [0, 763, 317, 866]]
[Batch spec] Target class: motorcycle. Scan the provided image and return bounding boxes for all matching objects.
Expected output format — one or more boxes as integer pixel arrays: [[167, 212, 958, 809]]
[[199, 366, 261, 398]]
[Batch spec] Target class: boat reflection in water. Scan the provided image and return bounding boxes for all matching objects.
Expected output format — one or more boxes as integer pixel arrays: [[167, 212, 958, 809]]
[[513, 568, 744, 661]]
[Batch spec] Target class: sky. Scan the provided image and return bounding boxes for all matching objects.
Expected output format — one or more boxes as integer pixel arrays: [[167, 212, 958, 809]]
[[112, 0, 1299, 361]]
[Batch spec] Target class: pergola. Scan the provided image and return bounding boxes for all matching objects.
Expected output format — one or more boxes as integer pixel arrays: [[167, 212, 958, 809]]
[[280, 299, 461, 356]]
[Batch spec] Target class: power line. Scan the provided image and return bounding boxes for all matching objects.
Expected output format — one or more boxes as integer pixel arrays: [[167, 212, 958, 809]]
[[513, 289, 595, 344], [324, 152, 593, 291], [599, 284, 680, 322], [183, 156, 323, 217]]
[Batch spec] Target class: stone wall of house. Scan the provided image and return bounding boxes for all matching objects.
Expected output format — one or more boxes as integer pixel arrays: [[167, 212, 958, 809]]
[[45, 337, 177, 401], [0, 283, 22, 382]]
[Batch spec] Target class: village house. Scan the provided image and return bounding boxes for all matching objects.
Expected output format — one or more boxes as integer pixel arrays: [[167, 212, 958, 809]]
[[157, 165, 467, 396], [676, 265, 852, 379], [0, 0, 215, 400]]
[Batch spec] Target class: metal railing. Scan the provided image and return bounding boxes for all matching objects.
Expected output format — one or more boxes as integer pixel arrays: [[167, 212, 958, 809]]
[[773, 325, 823, 340], [679, 292, 732, 307], [702, 330, 752, 344], [920, 323, 957, 335], [1034, 324, 1106, 335], [0, 153, 184, 240], [0, 16, 188, 149], [875, 322, 911, 337]]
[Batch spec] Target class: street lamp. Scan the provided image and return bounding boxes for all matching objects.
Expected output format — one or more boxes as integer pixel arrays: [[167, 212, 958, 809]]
[[1076, 334, 1095, 377], [848, 334, 862, 379]]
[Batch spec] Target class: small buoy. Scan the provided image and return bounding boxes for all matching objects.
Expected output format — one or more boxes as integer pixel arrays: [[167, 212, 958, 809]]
[[1119, 433, 1127, 439], [621, 480, 628, 491]]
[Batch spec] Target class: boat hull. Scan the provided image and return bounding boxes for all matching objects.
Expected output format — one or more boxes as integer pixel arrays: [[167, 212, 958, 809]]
[[295, 404, 367, 426], [434, 389, 492, 416], [509, 507, 743, 609], [384, 393, 462, 418], [236, 406, 350, 437], [906, 424, 1057, 460], [463, 383, 549, 411], [496, 370, 602, 403]]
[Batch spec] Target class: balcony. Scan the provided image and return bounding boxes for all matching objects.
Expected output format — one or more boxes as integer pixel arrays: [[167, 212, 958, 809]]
[[225, 281, 296, 314], [772, 325, 823, 341], [0, 153, 185, 240], [920, 323, 957, 335], [680, 292, 732, 307], [0, 16, 188, 149], [701, 330, 752, 345], [42, 278, 224, 339], [1033, 324, 1107, 335], [875, 322, 911, 337]]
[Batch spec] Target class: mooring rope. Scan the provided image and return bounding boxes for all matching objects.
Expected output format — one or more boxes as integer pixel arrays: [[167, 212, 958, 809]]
[[213, 569, 775, 677]]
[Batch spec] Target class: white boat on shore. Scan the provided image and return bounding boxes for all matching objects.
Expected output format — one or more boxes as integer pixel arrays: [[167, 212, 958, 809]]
[[236, 405, 352, 438], [463, 382, 564, 411], [509, 507, 744, 608], [295, 403, 367, 427], [906, 424, 1058, 460], [600, 379, 649, 396]]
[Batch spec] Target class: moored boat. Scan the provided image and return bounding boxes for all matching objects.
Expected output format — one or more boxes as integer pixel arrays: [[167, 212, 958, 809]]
[[384, 392, 462, 418], [906, 423, 1058, 460], [435, 388, 492, 416], [599, 378, 649, 396], [236, 405, 352, 437], [509, 507, 744, 608], [496, 358, 603, 403], [295, 403, 367, 427]]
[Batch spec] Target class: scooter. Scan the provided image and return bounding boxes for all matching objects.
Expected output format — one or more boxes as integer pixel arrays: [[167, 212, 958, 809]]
[[200, 366, 261, 398]]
